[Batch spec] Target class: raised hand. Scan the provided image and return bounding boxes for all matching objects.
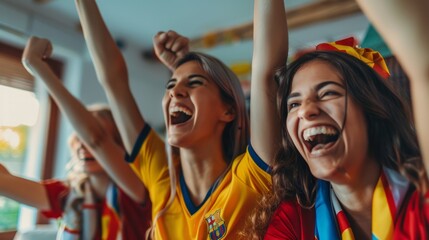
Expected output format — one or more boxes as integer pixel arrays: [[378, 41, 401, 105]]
[[21, 36, 147, 204], [21, 37, 53, 75], [153, 30, 190, 71]]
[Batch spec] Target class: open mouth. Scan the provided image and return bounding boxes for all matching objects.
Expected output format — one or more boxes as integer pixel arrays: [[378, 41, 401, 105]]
[[170, 105, 193, 125], [77, 147, 96, 161], [303, 125, 339, 153]]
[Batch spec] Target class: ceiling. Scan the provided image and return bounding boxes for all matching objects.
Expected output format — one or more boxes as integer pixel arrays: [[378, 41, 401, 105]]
[[2, 0, 370, 64]]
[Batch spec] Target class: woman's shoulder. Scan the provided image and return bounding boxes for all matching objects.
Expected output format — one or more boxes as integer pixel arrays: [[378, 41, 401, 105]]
[[264, 199, 315, 240], [273, 199, 314, 222]]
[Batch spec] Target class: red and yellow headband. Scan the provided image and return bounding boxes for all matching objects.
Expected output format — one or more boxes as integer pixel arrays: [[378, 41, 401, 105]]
[[316, 37, 390, 79]]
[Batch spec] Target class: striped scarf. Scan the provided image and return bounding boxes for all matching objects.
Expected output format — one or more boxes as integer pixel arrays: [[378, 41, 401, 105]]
[[314, 168, 409, 240], [57, 181, 122, 240]]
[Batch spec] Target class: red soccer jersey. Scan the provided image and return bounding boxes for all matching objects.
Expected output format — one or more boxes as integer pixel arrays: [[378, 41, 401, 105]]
[[41, 179, 151, 240], [265, 190, 429, 240]]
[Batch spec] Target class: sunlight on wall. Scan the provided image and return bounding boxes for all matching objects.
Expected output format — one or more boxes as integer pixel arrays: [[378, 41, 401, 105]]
[[0, 85, 39, 127], [0, 128, 20, 149]]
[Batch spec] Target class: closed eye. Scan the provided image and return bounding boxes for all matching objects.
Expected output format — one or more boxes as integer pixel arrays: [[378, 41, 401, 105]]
[[166, 80, 176, 90], [188, 79, 204, 87], [317, 81, 345, 100], [288, 102, 301, 112], [319, 90, 342, 100], [323, 91, 339, 96]]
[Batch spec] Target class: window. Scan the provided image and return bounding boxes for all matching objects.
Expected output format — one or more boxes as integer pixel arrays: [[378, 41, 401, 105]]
[[0, 40, 62, 235], [0, 85, 39, 230]]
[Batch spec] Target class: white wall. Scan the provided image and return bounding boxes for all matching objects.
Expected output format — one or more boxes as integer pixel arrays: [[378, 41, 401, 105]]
[[76, 46, 170, 140], [122, 40, 170, 132]]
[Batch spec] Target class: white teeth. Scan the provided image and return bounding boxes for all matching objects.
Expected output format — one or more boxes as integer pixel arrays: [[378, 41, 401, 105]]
[[169, 105, 192, 116], [303, 126, 338, 141]]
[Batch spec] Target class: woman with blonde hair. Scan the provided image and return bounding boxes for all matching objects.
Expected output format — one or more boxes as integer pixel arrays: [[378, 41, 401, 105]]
[[0, 105, 151, 239]]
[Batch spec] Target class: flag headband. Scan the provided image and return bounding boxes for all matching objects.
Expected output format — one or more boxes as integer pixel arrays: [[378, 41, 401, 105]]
[[316, 37, 390, 79]]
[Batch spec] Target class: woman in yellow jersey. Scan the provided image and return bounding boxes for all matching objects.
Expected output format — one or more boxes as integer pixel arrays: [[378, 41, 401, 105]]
[[20, 0, 289, 239]]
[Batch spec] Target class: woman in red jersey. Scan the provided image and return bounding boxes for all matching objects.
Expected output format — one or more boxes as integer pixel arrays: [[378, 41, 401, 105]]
[[248, 0, 429, 239]]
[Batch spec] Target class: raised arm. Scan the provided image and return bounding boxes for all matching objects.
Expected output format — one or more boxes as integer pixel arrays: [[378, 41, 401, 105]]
[[356, 0, 429, 176], [153, 30, 190, 72], [0, 163, 50, 209], [74, 0, 143, 153], [251, 0, 289, 164], [22, 37, 146, 204]]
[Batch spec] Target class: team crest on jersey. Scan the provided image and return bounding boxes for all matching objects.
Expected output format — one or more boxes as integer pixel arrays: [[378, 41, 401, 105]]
[[205, 209, 226, 240]]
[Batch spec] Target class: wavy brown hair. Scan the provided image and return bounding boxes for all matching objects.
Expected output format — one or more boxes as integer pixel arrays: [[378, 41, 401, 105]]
[[245, 51, 425, 239]]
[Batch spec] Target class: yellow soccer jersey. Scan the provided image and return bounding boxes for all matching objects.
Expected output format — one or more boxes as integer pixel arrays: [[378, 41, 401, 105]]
[[126, 125, 272, 239]]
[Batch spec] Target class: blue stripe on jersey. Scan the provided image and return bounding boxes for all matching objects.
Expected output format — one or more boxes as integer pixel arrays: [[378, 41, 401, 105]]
[[180, 173, 217, 215], [248, 143, 271, 173], [125, 124, 151, 163]]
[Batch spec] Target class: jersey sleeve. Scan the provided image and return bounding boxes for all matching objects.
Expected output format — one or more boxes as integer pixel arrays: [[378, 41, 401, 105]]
[[40, 179, 69, 219], [234, 144, 272, 193], [125, 124, 168, 193], [118, 187, 152, 240]]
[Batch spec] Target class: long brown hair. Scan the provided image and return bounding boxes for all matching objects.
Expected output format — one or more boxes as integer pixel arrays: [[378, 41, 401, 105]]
[[149, 52, 250, 239], [175, 52, 249, 161], [246, 51, 425, 239]]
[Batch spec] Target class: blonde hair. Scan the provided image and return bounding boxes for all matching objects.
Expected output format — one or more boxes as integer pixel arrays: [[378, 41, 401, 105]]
[[66, 104, 122, 179]]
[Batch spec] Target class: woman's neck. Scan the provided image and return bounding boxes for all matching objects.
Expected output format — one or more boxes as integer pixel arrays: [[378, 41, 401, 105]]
[[331, 159, 381, 240], [88, 172, 111, 200], [179, 137, 228, 206]]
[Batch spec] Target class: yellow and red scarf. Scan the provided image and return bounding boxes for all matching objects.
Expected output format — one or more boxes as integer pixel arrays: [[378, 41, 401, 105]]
[[314, 167, 410, 240]]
